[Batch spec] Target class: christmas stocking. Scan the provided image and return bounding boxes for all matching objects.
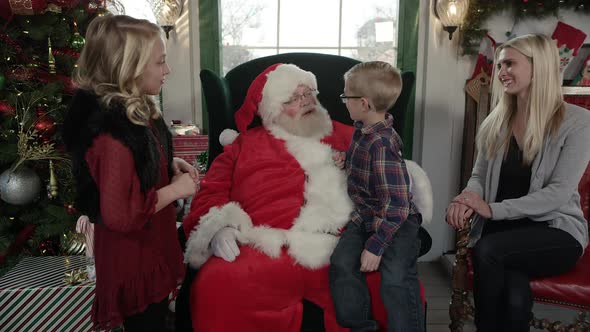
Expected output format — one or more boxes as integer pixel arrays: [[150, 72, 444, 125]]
[[572, 55, 590, 87], [465, 33, 496, 102], [552, 21, 587, 73]]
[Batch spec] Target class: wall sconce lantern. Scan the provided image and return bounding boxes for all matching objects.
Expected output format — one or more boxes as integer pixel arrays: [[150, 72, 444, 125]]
[[152, 0, 183, 39], [434, 0, 469, 40]]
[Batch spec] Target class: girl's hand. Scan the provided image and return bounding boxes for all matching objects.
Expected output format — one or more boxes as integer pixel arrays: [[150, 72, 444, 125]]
[[172, 157, 199, 178], [171, 172, 198, 198]]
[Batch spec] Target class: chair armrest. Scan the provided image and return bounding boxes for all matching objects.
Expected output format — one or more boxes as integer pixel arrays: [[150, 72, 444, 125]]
[[200, 69, 234, 169], [451, 216, 474, 293], [449, 216, 476, 329]]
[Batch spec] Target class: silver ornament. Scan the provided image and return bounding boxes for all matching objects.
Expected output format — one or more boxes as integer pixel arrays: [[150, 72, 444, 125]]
[[0, 166, 42, 205]]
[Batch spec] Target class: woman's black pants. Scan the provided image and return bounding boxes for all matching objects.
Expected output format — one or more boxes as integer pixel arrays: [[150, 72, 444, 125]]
[[472, 220, 582, 332]]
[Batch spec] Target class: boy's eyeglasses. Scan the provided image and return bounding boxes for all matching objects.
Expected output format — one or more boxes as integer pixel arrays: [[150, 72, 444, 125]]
[[339, 93, 363, 104]]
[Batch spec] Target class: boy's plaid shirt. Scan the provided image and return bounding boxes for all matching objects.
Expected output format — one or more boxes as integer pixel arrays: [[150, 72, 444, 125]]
[[345, 114, 419, 256]]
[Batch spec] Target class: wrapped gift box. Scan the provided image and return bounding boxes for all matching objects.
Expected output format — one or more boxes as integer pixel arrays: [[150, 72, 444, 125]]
[[0, 256, 96, 332], [172, 135, 208, 165]]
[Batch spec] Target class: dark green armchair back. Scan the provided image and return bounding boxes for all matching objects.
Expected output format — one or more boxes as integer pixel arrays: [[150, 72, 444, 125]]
[[200, 52, 415, 168]]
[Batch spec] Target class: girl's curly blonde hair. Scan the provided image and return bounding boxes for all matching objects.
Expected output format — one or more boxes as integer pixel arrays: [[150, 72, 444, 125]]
[[73, 15, 164, 126]]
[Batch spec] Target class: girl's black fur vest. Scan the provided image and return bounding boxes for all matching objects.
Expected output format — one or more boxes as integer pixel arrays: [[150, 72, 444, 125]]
[[62, 90, 173, 223]]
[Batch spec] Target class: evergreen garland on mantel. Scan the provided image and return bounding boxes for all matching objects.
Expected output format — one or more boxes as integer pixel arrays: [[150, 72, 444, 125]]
[[461, 0, 590, 54]]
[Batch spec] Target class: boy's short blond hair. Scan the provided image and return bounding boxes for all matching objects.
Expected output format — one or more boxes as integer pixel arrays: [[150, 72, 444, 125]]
[[344, 61, 402, 113]]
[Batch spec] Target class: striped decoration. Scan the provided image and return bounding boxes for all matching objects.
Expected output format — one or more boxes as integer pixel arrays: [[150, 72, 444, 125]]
[[0, 256, 96, 332], [172, 135, 208, 165]]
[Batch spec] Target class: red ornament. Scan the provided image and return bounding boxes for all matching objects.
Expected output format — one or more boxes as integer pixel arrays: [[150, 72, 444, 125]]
[[7, 67, 34, 81], [0, 100, 15, 116], [53, 48, 80, 59], [34, 115, 57, 139], [0, 0, 49, 19], [0, 0, 81, 19], [36, 106, 47, 117], [49, 0, 80, 8], [64, 203, 77, 215]]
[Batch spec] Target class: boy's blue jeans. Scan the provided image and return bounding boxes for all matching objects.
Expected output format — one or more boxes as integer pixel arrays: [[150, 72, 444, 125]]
[[329, 217, 424, 332]]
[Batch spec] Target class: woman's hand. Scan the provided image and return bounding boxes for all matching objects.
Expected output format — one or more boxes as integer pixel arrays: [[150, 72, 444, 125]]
[[172, 157, 199, 179], [446, 201, 473, 230], [453, 191, 492, 219]]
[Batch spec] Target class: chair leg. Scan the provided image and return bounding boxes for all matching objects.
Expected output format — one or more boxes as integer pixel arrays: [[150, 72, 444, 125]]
[[449, 226, 472, 332], [573, 311, 590, 331]]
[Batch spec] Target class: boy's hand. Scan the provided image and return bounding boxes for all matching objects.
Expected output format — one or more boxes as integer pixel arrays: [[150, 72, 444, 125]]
[[360, 249, 381, 272], [332, 151, 346, 169]]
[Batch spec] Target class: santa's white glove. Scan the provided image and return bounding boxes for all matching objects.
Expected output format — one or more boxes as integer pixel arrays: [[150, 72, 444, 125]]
[[211, 227, 241, 262]]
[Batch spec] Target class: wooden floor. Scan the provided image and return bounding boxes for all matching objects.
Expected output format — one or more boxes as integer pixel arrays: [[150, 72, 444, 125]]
[[419, 261, 580, 332]]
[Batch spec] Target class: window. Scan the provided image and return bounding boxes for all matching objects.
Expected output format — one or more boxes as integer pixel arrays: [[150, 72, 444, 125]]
[[220, 0, 400, 74], [106, 0, 157, 22]]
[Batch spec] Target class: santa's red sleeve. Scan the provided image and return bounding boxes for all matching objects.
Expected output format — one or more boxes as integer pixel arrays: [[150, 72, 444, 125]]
[[182, 143, 237, 235], [182, 136, 254, 268]]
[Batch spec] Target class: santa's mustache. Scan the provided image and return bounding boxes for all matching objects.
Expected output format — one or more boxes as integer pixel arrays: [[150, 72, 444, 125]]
[[299, 104, 327, 117]]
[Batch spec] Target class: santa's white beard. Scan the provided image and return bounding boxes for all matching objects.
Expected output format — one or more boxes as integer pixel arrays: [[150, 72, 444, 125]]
[[274, 105, 332, 139]]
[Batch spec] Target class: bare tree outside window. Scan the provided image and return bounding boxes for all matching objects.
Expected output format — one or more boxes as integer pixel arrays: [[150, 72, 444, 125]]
[[221, 0, 266, 74], [220, 0, 399, 74]]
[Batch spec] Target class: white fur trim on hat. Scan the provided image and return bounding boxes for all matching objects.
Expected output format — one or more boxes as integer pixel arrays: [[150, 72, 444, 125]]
[[405, 160, 433, 224], [258, 64, 317, 125], [219, 128, 239, 146]]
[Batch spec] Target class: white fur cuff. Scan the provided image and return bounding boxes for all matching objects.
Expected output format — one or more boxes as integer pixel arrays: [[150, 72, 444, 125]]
[[184, 202, 253, 268], [406, 160, 433, 224]]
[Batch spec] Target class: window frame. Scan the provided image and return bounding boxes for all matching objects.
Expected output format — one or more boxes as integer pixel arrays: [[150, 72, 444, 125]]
[[198, 0, 418, 156]]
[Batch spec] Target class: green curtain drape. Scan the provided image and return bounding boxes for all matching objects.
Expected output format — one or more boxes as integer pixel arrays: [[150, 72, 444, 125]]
[[198, 0, 221, 131], [198, 0, 420, 154], [396, 0, 419, 158]]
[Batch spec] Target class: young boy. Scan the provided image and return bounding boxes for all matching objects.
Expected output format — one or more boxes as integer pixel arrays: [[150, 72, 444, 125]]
[[329, 61, 424, 332]]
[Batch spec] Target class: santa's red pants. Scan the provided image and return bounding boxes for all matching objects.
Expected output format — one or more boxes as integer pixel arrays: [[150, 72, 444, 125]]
[[190, 246, 425, 331], [190, 247, 348, 332]]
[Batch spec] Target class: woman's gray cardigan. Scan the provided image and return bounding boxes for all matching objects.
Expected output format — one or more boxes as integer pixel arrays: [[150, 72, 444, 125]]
[[465, 103, 590, 250]]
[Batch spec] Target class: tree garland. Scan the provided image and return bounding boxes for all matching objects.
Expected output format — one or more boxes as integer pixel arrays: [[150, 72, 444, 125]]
[[461, 0, 590, 54]]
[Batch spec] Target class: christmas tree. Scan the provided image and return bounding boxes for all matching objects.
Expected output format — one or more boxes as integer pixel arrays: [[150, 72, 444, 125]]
[[0, 0, 107, 275]]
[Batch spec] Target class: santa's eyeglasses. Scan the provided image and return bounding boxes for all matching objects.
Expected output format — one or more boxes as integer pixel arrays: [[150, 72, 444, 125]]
[[283, 89, 318, 106]]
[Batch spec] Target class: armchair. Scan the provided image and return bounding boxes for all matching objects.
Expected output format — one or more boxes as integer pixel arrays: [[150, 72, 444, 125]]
[[450, 87, 590, 332], [198, 53, 427, 331], [199, 52, 415, 169]]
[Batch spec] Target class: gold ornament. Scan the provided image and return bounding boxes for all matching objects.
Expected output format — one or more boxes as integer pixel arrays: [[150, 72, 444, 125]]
[[48, 160, 58, 199], [61, 231, 86, 255], [48, 37, 56, 75]]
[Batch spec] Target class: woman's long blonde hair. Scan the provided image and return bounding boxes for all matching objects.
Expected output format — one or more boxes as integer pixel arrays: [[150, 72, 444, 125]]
[[73, 15, 164, 126], [476, 34, 564, 164]]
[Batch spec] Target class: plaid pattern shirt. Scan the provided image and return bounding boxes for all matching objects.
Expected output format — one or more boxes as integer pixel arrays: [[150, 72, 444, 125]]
[[346, 114, 419, 256]]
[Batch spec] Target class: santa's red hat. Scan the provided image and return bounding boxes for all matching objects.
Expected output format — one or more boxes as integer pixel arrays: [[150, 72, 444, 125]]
[[234, 63, 317, 133]]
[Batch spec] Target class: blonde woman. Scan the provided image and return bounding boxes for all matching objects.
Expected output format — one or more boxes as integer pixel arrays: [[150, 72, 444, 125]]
[[446, 34, 590, 332], [63, 15, 198, 331]]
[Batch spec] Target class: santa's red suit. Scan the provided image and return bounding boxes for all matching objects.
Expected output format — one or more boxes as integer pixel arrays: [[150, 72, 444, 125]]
[[184, 117, 355, 331], [181, 64, 430, 332]]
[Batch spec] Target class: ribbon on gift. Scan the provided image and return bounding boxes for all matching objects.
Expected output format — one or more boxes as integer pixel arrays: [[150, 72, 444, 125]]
[[63, 268, 88, 285], [75, 215, 94, 258]]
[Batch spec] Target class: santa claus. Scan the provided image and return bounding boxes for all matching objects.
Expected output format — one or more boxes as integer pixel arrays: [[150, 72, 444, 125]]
[[181, 63, 431, 332]]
